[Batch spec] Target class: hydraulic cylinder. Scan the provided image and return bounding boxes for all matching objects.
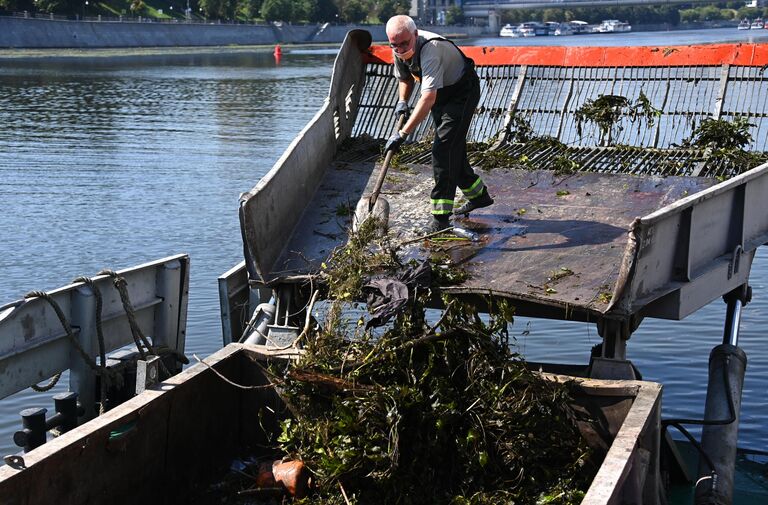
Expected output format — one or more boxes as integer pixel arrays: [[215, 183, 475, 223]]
[[694, 344, 747, 505]]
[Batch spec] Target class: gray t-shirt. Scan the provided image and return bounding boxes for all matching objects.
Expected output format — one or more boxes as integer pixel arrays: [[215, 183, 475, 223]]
[[393, 30, 465, 92]]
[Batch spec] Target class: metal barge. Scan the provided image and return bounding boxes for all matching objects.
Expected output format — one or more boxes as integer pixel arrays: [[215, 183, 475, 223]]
[[228, 33, 768, 503], [0, 32, 767, 504]]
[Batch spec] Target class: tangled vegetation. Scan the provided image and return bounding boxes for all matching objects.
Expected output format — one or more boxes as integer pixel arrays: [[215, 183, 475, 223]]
[[458, 97, 764, 179], [265, 223, 597, 505], [680, 117, 768, 175], [574, 92, 661, 145], [684, 116, 755, 150]]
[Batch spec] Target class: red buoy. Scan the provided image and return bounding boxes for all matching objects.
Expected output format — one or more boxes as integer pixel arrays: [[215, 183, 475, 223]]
[[274, 44, 282, 63]]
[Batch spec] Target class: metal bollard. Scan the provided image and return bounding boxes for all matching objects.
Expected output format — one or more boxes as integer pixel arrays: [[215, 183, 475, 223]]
[[50, 392, 81, 433], [13, 408, 47, 452], [12, 393, 83, 452]]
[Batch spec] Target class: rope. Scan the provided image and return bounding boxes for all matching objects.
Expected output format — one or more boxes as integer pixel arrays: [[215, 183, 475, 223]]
[[97, 269, 172, 377], [24, 268, 187, 412], [30, 372, 62, 392], [23, 290, 117, 414], [72, 276, 109, 414], [192, 354, 279, 390]]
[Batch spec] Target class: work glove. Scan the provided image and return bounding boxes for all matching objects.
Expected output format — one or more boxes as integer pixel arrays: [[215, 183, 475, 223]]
[[385, 131, 407, 153], [394, 100, 410, 118]]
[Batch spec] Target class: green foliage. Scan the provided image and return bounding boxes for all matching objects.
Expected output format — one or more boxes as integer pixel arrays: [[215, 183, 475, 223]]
[[129, 0, 146, 14], [276, 292, 595, 504], [541, 8, 563, 22], [238, 0, 262, 19], [574, 91, 661, 146], [200, 0, 236, 19], [339, 0, 370, 23], [678, 117, 768, 175], [445, 5, 464, 25], [35, 0, 80, 15], [259, 0, 290, 21], [552, 156, 580, 176], [736, 6, 760, 19], [504, 113, 535, 144], [312, 0, 338, 22], [293, 0, 318, 22], [680, 4, 733, 22], [16, 0, 755, 25], [376, 0, 409, 23], [686, 117, 754, 150], [0, 0, 35, 12]]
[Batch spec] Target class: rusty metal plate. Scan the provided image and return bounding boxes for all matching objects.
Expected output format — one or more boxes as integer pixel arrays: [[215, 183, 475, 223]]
[[269, 159, 716, 320]]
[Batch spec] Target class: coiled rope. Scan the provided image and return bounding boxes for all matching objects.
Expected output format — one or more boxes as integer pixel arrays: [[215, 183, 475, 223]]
[[23, 288, 119, 414], [24, 268, 188, 413], [97, 269, 173, 376]]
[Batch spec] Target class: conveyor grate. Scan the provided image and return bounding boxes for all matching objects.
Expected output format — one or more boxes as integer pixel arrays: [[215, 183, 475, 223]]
[[350, 61, 768, 179]]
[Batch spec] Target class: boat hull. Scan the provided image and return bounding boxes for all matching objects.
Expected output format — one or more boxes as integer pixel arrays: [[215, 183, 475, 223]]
[[0, 343, 664, 505]]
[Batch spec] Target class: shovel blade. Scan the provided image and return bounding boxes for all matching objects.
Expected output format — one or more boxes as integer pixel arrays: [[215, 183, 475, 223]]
[[352, 196, 390, 233]]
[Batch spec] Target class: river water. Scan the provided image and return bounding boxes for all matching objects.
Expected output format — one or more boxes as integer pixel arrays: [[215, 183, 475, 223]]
[[0, 27, 766, 459]]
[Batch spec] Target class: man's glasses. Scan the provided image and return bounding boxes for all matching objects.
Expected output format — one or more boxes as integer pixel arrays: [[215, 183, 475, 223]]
[[389, 36, 411, 51]]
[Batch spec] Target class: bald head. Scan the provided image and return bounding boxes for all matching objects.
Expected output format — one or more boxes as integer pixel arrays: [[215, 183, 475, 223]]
[[386, 15, 417, 39]]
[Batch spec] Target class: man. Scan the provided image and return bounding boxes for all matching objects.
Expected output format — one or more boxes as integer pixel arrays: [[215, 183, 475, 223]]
[[384, 15, 493, 233]]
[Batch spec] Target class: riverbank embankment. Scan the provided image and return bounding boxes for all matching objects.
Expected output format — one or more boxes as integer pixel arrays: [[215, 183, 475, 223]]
[[0, 15, 746, 50], [0, 16, 485, 49]]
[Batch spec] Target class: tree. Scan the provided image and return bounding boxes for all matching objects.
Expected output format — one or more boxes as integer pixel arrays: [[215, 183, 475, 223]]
[[239, 0, 262, 19], [312, 0, 337, 22], [444, 5, 464, 25], [376, 0, 408, 23], [541, 8, 563, 22], [340, 0, 368, 23], [0, 0, 35, 12], [293, 0, 322, 21], [200, 0, 237, 18], [129, 0, 147, 14], [736, 6, 759, 19], [260, 0, 291, 21], [36, 0, 81, 15]]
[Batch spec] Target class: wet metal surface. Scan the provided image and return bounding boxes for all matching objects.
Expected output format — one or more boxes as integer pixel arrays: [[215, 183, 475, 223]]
[[273, 158, 717, 319]]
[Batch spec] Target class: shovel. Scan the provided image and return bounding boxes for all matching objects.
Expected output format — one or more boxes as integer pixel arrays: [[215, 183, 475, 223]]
[[352, 115, 407, 233]]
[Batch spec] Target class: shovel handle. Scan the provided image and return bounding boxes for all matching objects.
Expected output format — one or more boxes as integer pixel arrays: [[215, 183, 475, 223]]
[[368, 114, 407, 210]]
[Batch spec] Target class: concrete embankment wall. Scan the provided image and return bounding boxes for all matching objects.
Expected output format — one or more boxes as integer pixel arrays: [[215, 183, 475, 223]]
[[0, 17, 486, 48]]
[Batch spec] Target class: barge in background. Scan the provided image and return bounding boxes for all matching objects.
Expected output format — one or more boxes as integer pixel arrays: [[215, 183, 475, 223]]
[[1, 31, 768, 504]]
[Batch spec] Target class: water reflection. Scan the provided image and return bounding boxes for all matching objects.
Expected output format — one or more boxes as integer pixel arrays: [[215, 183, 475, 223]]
[[0, 49, 335, 457], [0, 36, 766, 460]]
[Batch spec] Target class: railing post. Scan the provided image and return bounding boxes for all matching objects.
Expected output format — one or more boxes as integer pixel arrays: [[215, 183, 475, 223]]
[[70, 285, 98, 420], [154, 259, 183, 358]]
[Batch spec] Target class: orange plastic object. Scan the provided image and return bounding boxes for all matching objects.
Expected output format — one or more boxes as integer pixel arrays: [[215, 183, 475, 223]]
[[364, 43, 768, 67], [254, 460, 311, 498]]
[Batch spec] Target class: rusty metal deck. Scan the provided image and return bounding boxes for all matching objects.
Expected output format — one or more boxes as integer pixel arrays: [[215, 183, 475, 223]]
[[238, 35, 768, 324], [268, 151, 717, 320]]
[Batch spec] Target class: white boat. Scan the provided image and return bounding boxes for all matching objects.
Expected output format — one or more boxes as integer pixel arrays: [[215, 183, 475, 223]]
[[569, 20, 590, 34], [552, 23, 574, 36], [517, 22, 546, 37], [738, 18, 751, 30], [595, 19, 632, 33], [751, 18, 764, 29], [499, 24, 519, 37]]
